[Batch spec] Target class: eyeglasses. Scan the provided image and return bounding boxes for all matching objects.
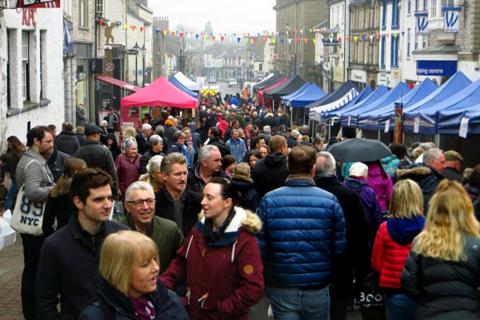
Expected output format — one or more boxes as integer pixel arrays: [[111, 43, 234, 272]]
[[126, 198, 156, 207]]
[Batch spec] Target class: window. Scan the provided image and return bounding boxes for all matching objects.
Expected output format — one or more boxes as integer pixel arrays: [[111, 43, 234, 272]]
[[442, 0, 455, 6], [415, 0, 419, 11], [390, 36, 400, 67], [407, 28, 411, 57], [22, 31, 31, 102], [408, 0, 411, 14], [431, 0, 437, 17], [415, 33, 419, 50], [40, 31, 47, 99], [380, 35, 386, 69], [422, 34, 428, 48], [423, 0, 427, 10], [79, 0, 88, 28], [381, 1, 387, 29], [96, 0, 104, 15], [7, 30, 12, 108], [392, 0, 400, 28]]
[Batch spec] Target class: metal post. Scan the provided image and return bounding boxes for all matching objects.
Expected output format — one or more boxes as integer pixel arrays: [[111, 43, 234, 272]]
[[135, 54, 138, 85]]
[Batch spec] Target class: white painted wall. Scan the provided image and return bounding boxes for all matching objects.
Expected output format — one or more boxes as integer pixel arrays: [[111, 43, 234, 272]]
[[0, 8, 64, 146]]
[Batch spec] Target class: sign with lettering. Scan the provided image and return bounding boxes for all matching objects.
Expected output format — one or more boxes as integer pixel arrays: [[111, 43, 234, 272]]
[[416, 60, 457, 76], [415, 12, 429, 34], [15, 0, 60, 8], [443, 6, 462, 32]]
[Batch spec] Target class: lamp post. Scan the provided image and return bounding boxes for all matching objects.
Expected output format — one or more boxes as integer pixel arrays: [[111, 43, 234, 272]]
[[140, 43, 146, 87], [132, 42, 140, 85]]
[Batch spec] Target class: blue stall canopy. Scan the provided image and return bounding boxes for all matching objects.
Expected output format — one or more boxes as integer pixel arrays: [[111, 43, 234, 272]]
[[437, 106, 480, 135], [308, 81, 359, 120], [306, 80, 358, 109], [168, 76, 199, 98], [172, 72, 200, 91], [264, 75, 306, 100], [281, 83, 310, 104], [365, 78, 438, 131], [340, 86, 389, 127], [283, 83, 326, 108], [353, 83, 410, 130], [402, 71, 472, 134], [324, 85, 374, 123]]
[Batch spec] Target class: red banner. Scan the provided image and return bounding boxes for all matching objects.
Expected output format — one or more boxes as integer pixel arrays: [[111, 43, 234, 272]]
[[16, 0, 60, 8]]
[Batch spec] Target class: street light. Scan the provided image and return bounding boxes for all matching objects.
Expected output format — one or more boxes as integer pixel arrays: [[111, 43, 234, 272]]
[[140, 43, 146, 87], [131, 42, 140, 85]]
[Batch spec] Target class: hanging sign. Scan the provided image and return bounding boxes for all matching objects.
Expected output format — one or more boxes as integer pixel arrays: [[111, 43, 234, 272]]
[[347, 116, 352, 126], [459, 117, 469, 138], [413, 116, 420, 134], [443, 6, 462, 32], [15, 0, 60, 8], [384, 119, 390, 133], [415, 12, 429, 34]]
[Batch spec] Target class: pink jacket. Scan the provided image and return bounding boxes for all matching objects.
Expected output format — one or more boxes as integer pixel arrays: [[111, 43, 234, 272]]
[[367, 162, 393, 212]]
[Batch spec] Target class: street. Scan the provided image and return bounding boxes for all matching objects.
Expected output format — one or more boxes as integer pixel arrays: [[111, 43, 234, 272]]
[[0, 237, 23, 320]]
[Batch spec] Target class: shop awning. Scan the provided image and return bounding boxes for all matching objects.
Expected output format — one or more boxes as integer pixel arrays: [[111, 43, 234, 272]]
[[96, 75, 142, 92]]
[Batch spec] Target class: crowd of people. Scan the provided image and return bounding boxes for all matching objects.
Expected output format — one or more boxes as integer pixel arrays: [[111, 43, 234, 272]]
[[2, 97, 480, 320]]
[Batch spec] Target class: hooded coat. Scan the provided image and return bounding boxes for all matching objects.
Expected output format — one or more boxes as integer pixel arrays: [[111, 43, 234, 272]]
[[343, 176, 383, 244], [396, 164, 442, 213], [371, 217, 425, 289], [366, 162, 393, 213], [252, 152, 288, 197], [160, 207, 264, 320]]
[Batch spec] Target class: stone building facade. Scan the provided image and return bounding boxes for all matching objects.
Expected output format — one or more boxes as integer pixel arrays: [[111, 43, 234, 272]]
[[348, 0, 381, 88], [274, 0, 329, 82], [0, 6, 64, 145]]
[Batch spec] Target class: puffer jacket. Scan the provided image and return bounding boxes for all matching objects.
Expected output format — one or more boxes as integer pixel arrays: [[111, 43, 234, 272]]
[[257, 177, 346, 288], [401, 235, 480, 319], [160, 207, 264, 320], [371, 217, 424, 289], [367, 162, 393, 213]]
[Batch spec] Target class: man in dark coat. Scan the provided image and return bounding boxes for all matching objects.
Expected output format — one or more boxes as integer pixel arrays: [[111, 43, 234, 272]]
[[396, 148, 444, 212], [74, 123, 119, 198], [315, 152, 370, 320], [139, 135, 164, 174], [206, 127, 230, 157], [36, 169, 128, 320], [441, 150, 463, 182], [187, 145, 228, 194], [252, 135, 289, 198], [55, 123, 80, 156], [156, 153, 202, 236], [135, 123, 152, 155]]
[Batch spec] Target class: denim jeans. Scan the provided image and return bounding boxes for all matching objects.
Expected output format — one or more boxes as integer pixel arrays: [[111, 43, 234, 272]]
[[5, 181, 17, 210], [268, 286, 330, 320], [384, 293, 416, 320]]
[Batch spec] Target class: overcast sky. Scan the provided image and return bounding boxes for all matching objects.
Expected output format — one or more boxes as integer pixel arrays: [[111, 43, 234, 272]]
[[149, 0, 276, 34]]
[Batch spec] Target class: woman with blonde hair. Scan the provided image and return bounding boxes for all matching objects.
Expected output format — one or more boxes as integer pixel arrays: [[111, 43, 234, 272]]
[[371, 179, 425, 320], [79, 230, 188, 319], [401, 180, 480, 319], [139, 155, 164, 193]]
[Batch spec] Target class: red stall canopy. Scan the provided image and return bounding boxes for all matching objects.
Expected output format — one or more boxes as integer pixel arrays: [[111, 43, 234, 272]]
[[121, 77, 198, 109]]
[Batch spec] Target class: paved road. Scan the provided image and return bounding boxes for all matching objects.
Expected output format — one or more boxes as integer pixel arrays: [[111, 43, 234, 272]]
[[0, 235, 23, 320]]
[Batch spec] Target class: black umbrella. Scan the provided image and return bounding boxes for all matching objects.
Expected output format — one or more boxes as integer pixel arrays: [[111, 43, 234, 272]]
[[328, 138, 392, 162]]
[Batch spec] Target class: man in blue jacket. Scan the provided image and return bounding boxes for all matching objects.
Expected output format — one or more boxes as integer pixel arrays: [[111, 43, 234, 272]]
[[257, 145, 346, 320]]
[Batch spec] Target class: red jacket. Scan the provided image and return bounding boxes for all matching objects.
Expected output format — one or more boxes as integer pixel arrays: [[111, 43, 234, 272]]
[[160, 207, 264, 320], [371, 221, 413, 289]]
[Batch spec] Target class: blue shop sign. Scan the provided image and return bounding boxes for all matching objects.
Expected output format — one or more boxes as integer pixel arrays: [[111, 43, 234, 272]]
[[416, 60, 457, 76]]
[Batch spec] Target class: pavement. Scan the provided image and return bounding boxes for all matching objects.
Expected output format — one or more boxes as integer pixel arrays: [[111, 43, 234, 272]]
[[0, 235, 23, 320]]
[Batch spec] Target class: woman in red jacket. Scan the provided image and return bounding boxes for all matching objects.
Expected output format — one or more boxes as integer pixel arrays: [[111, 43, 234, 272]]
[[160, 177, 264, 320], [371, 179, 425, 320]]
